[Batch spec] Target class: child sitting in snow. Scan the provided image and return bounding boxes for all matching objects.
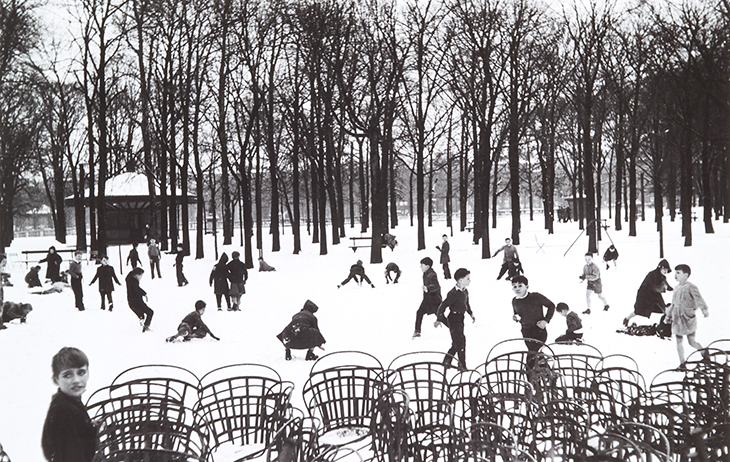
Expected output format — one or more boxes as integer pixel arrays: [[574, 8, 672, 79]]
[[166, 300, 220, 342], [25, 265, 43, 288], [554, 302, 583, 343], [258, 256, 276, 272]]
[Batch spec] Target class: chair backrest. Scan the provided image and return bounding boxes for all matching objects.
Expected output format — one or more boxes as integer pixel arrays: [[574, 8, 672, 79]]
[[546, 342, 603, 365], [110, 364, 200, 409], [608, 422, 672, 462], [465, 422, 519, 461], [484, 338, 555, 369], [196, 364, 294, 452]]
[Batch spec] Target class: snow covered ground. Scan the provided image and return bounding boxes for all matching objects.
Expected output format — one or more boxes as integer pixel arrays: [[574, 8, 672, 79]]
[[1, 210, 728, 460]]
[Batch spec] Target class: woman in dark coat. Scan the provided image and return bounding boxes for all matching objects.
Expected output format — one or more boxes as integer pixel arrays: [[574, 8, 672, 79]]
[[277, 300, 326, 361], [623, 259, 672, 326], [39, 246, 63, 283], [209, 253, 231, 311]]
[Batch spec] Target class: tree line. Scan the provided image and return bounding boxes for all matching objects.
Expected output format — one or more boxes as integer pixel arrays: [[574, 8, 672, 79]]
[[0, 0, 728, 266]]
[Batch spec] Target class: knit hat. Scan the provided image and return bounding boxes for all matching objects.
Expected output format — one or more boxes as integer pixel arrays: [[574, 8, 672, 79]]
[[657, 259, 671, 272], [303, 300, 319, 313]]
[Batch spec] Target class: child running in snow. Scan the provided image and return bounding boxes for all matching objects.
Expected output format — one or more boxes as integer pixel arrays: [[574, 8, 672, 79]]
[[554, 302, 583, 343], [665, 264, 710, 368], [511, 274, 555, 368], [166, 300, 220, 342], [173, 243, 189, 286], [435, 268, 474, 371], [125, 267, 153, 332], [89, 255, 121, 311], [413, 257, 441, 338], [579, 252, 609, 314]]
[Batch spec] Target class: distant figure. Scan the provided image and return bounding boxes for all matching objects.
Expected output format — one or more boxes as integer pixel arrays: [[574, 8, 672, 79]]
[[25, 265, 43, 288], [413, 257, 441, 339], [277, 300, 326, 361], [666, 264, 709, 368], [258, 256, 276, 272], [125, 267, 153, 332], [143, 223, 151, 243], [384, 262, 401, 284], [32, 272, 71, 294], [173, 243, 189, 287], [0, 253, 11, 287], [603, 245, 619, 270], [166, 300, 220, 343], [68, 250, 85, 311], [39, 246, 63, 283], [147, 239, 162, 279], [493, 238, 520, 281], [0, 301, 33, 329], [623, 259, 672, 327], [579, 253, 609, 314], [227, 251, 248, 311], [382, 233, 398, 251], [89, 255, 121, 311], [126, 243, 141, 269], [210, 253, 231, 311], [436, 234, 451, 279], [337, 260, 374, 288], [554, 302, 583, 343]]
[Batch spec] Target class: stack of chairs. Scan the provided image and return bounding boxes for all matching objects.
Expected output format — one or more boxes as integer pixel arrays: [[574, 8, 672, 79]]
[[0, 442, 10, 462]]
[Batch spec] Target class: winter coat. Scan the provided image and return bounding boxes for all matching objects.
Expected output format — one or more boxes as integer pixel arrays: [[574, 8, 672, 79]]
[[634, 268, 670, 318], [421, 267, 442, 314], [25, 268, 42, 288], [581, 262, 603, 293], [227, 259, 248, 284], [210, 263, 230, 295], [39, 252, 63, 281], [666, 281, 709, 336], [89, 265, 121, 294], [125, 273, 146, 308], [566, 312, 583, 333], [494, 245, 519, 263], [178, 310, 214, 337], [147, 243, 161, 261], [438, 241, 450, 264], [436, 287, 472, 326], [603, 246, 619, 262], [126, 248, 140, 266], [41, 391, 97, 462], [277, 300, 326, 350]]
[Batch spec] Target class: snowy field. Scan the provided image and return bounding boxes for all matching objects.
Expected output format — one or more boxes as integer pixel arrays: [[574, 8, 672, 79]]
[[1, 210, 728, 460]]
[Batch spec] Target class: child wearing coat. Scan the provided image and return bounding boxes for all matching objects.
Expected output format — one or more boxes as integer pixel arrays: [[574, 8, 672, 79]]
[[435, 268, 474, 371], [89, 255, 121, 311], [147, 239, 162, 279], [413, 257, 441, 338], [126, 243, 141, 269], [173, 244, 189, 286], [125, 267, 153, 332], [665, 264, 710, 368], [210, 253, 231, 311], [554, 303, 583, 343], [25, 265, 43, 288], [39, 246, 63, 283], [277, 300, 326, 361], [166, 300, 220, 342], [436, 235, 451, 279]]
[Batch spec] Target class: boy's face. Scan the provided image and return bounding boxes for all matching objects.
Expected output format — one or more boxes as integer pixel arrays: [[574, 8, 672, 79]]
[[74, 253, 82, 262], [198, 307, 206, 315], [101, 257, 109, 266], [660, 267, 669, 275], [135, 273, 143, 281], [456, 274, 471, 288], [558, 310, 568, 317], [585, 255, 593, 264], [54, 365, 89, 398], [675, 270, 689, 283], [511, 281, 528, 297], [442, 236, 448, 242], [420, 263, 429, 273], [505, 239, 511, 246]]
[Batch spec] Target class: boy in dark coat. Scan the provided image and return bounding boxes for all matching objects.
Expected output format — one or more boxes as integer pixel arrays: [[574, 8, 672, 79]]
[[41, 347, 98, 462], [125, 267, 153, 332], [384, 262, 401, 284], [436, 234, 451, 279], [210, 253, 231, 311], [602, 245, 619, 270], [173, 243, 189, 286], [166, 300, 220, 342], [226, 251, 248, 311], [435, 268, 474, 371], [277, 300, 326, 361], [554, 302, 583, 343], [26, 265, 43, 288], [88, 255, 121, 311], [126, 243, 141, 269], [39, 246, 63, 283], [338, 260, 374, 288], [511, 274, 555, 367], [413, 257, 442, 339], [68, 251, 85, 311], [624, 259, 672, 327]]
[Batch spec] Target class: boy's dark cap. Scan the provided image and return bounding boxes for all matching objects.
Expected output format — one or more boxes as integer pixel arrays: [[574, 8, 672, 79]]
[[454, 268, 470, 281], [511, 274, 529, 285], [303, 300, 319, 313], [657, 259, 671, 272], [556, 302, 569, 312]]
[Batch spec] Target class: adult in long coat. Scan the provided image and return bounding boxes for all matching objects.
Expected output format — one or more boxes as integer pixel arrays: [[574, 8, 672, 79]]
[[39, 246, 63, 282], [436, 235, 451, 279], [623, 259, 672, 326], [277, 300, 326, 361], [209, 253, 231, 310]]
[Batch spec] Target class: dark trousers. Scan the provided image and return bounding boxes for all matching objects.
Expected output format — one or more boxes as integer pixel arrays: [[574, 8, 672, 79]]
[[444, 316, 466, 368], [522, 325, 548, 369], [341, 272, 371, 286], [442, 263, 451, 279], [176, 265, 188, 286], [414, 299, 437, 332], [130, 302, 154, 327], [150, 259, 161, 278], [71, 278, 84, 310], [555, 331, 583, 343], [215, 293, 231, 309], [100, 291, 113, 310]]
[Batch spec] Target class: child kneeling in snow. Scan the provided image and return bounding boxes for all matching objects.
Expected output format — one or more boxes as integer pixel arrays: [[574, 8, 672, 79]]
[[554, 302, 583, 343], [277, 300, 326, 360], [166, 300, 220, 342]]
